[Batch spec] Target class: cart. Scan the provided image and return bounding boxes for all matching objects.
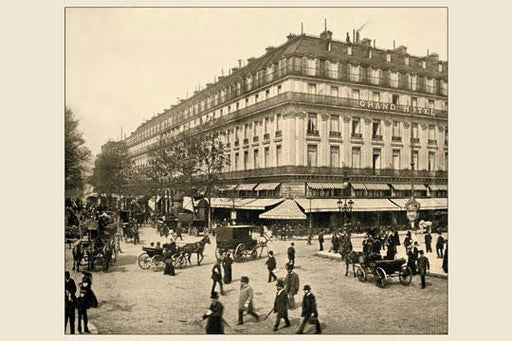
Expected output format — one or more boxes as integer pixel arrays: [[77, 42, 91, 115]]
[[215, 225, 266, 262], [355, 255, 413, 288]]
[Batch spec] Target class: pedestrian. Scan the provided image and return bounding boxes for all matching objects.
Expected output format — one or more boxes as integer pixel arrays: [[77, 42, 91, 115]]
[[202, 291, 224, 334], [330, 233, 340, 253], [416, 250, 430, 289], [424, 231, 433, 253], [318, 231, 324, 251], [287, 243, 296, 267], [65, 271, 76, 334], [163, 242, 176, 276], [393, 229, 401, 246], [386, 237, 396, 260], [76, 288, 90, 334], [211, 260, 224, 295], [307, 232, 312, 245], [436, 232, 445, 258], [407, 245, 418, 275], [222, 252, 233, 284], [265, 251, 277, 282], [80, 272, 98, 308], [284, 263, 300, 309], [272, 279, 290, 331], [442, 240, 448, 274], [296, 284, 321, 334], [237, 276, 259, 324], [176, 225, 183, 241]]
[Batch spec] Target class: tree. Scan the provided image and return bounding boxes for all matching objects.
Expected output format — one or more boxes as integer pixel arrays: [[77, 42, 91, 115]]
[[65, 107, 91, 198], [90, 140, 132, 206]]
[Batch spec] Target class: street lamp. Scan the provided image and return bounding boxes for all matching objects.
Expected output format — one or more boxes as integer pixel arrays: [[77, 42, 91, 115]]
[[405, 144, 421, 230], [337, 168, 353, 230]]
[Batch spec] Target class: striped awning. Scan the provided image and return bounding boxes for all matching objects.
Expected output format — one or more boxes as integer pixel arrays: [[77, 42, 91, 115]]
[[429, 184, 448, 191], [255, 183, 281, 191], [389, 198, 447, 210], [296, 198, 401, 213], [237, 183, 257, 191], [364, 183, 391, 191], [209, 198, 256, 209], [350, 183, 366, 190], [259, 199, 306, 220], [223, 184, 238, 191], [240, 198, 284, 210], [391, 184, 426, 191], [307, 183, 346, 190]]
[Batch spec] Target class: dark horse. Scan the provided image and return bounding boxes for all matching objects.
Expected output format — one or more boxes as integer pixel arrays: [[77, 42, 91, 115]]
[[182, 235, 210, 265], [344, 250, 365, 277]]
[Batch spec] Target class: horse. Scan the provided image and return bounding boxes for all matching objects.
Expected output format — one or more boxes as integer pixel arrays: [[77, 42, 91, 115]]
[[182, 235, 211, 265], [72, 240, 84, 272], [344, 250, 365, 277]]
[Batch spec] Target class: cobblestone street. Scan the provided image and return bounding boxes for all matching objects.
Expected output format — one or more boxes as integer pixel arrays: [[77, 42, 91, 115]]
[[65, 226, 447, 334]]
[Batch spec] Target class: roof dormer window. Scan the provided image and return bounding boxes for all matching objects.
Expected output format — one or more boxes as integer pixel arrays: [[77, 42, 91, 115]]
[[438, 63, 443, 72], [347, 46, 352, 56], [405, 56, 409, 66], [422, 60, 427, 69], [386, 53, 391, 62]]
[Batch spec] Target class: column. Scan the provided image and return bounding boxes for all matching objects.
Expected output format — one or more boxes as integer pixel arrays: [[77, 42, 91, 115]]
[[296, 111, 306, 166], [343, 115, 351, 167], [283, 110, 296, 166], [383, 119, 393, 169], [363, 117, 373, 168], [419, 123, 429, 171], [320, 113, 329, 166], [403, 121, 411, 170]]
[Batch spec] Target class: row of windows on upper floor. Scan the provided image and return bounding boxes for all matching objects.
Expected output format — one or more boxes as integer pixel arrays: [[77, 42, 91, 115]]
[[128, 59, 448, 144], [128, 86, 447, 147]]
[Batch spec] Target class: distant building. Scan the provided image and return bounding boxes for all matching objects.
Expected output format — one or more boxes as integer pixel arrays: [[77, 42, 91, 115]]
[[125, 29, 448, 229]]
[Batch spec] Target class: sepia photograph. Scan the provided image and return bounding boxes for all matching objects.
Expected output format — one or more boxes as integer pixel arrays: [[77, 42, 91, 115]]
[[63, 7, 449, 335]]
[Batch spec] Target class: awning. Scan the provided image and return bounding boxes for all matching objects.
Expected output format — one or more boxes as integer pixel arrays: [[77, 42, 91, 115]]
[[307, 182, 346, 190], [351, 183, 366, 190], [259, 199, 306, 220], [432, 197, 448, 209], [296, 198, 401, 213], [429, 184, 448, 191], [391, 184, 426, 191], [240, 198, 284, 210], [183, 196, 195, 212], [237, 183, 257, 191], [364, 183, 391, 191], [209, 198, 256, 209], [255, 183, 281, 191], [389, 198, 447, 210]]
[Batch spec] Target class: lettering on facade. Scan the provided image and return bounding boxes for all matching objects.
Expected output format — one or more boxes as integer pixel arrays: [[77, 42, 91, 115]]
[[359, 100, 435, 116]]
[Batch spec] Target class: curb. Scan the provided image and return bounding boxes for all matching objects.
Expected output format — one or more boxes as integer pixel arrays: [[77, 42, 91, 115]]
[[313, 251, 448, 279]]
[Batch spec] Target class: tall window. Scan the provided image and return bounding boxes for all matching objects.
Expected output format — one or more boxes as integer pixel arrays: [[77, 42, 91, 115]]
[[308, 83, 317, 95], [371, 68, 380, 84], [411, 123, 419, 139], [372, 120, 381, 137], [330, 146, 340, 167], [307, 113, 317, 132], [276, 145, 282, 166], [372, 91, 380, 102], [264, 117, 269, 133], [352, 147, 361, 168], [330, 115, 339, 132], [254, 149, 259, 169], [389, 72, 398, 87], [428, 100, 435, 110], [372, 149, 382, 170], [428, 151, 436, 171], [253, 121, 259, 136], [411, 97, 418, 107], [244, 123, 249, 138], [392, 94, 400, 105], [351, 89, 360, 99], [350, 65, 360, 82], [393, 150, 401, 169], [243, 151, 249, 170], [330, 86, 339, 97], [352, 118, 361, 134], [392, 121, 401, 137], [264, 147, 270, 168], [235, 126, 239, 140], [276, 114, 281, 131], [428, 125, 436, 141], [235, 152, 239, 170], [412, 150, 419, 169], [307, 145, 318, 167]]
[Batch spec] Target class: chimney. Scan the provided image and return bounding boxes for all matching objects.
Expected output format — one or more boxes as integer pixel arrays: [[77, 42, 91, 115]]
[[361, 38, 372, 47], [238, 59, 242, 68], [373, 39, 376, 48], [346, 32, 351, 43], [427, 49, 430, 56], [231, 67, 240, 73], [287, 33, 296, 40], [353, 29, 355, 43], [356, 31, 360, 43], [265, 46, 275, 53], [393, 40, 396, 49], [320, 29, 333, 40]]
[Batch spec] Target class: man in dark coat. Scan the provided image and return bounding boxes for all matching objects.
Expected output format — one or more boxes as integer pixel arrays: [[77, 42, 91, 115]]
[[407, 246, 418, 275], [424, 231, 433, 253], [287, 243, 296, 267], [436, 233, 445, 258], [176, 226, 183, 240], [284, 263, 300, 309], [331, 233, 340, 253], [442, 240, 448, 273], [211, 260, 224, 295], [272, 279, 290, 331], [222, 253, 233, 284], [76, 288, 90, 333], [265, 251, 277, 282], [65, 271, 76, 334], [318, 231, 324, 251], [202, 291, 224, 334], [416, 250, 430, 289], [386, 237, 397, 260], [296, 284, 321, 334], [393, 229, 401, 246]]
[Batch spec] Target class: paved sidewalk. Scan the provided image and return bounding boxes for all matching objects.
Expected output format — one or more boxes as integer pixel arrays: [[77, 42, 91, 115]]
[[65, 322, 98, 334], [314, 232, 448, 278]]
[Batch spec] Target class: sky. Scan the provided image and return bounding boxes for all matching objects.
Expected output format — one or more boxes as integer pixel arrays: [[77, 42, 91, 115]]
[[65, 7, 447, 157]]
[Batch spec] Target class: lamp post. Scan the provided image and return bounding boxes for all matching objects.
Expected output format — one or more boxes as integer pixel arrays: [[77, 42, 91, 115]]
[[337, 168, 353, 231], [405, 149, 421, 230]]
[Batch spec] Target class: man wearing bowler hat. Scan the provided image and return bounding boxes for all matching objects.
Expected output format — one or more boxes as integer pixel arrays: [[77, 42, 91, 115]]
[[417, 250, 430, 289], [237, 276, 259, 325], [284, 263, 300, 309], [296, 284, 321, 334], [272, 279, 290, 331]]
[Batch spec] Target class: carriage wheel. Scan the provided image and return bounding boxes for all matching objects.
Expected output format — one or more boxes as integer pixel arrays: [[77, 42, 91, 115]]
[[151, 255, 164, 271], [94, 253, 105, 269], [174, 254, 187, 269], [250, 249, 258, 260], [375, 267, 387, 288], [138, 253, 151, 270], [356, 266, 367, 282], [399, 266, 413, 286], [234, 243, 245, 261]]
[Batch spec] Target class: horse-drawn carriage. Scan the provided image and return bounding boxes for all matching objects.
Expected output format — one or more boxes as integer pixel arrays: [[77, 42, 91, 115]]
[[137, 244, 188, 270], [215, 225, 268, 262], [354, 253, 413, 288]]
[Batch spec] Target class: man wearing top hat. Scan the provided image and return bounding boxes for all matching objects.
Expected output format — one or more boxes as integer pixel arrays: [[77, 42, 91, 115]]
[[284, 263, 300, 309], [416, 250, 430, 289], [296, 284, 321, 334], [237, 276, 259, 324], [272, 279, 290, 331], [202, 291, 224, 334]]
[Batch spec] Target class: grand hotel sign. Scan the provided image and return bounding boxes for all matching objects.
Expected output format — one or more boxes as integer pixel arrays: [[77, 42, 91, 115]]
[[359, 100, 436, 116]]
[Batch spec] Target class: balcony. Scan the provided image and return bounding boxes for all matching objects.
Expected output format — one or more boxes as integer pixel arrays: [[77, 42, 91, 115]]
[[329, 131, 341, 138], [263, 133, 270, 140], [307, 129, 319, 136], [275, 130, 282, 137], [253, 136, 259, 142], [410, 137, 420, 144], [243, 138, 249, 145], [428, 139, 437, 145], [392, 136, 402, 142], [351, 133, 363, 139], [372, 134, 383, 141]]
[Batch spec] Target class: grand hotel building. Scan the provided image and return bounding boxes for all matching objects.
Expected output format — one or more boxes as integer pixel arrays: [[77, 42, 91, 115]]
[[126, 29, 448, 228]]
